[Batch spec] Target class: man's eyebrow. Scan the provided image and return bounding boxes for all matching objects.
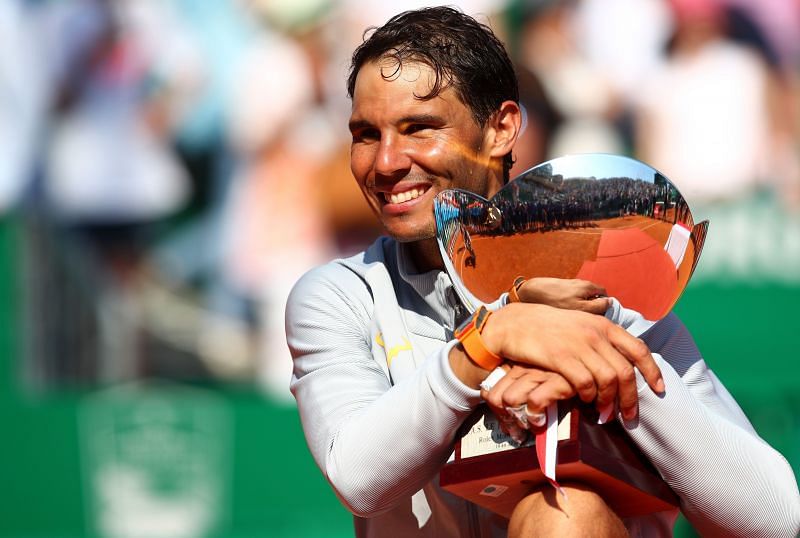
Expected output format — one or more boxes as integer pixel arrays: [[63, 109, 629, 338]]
[[348, 114, 446, 133], [348, 119, 372, 133], [398, 113, 445, 125]]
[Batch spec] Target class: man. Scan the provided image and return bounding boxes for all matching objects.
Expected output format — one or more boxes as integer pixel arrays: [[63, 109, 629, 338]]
[[286, 7, 800, 537]]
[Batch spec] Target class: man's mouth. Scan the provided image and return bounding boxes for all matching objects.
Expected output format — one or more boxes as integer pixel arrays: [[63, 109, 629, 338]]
[[383, 186, 429, 204]]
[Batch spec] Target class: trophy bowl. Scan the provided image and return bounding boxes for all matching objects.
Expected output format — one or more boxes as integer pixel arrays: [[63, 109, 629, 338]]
[[435, 153, 708, 321], [435, 153, 709, 518]]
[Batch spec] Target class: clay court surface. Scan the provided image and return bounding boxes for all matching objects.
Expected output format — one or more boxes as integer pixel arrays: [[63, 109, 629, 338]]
[[453, 214, 696, 319]]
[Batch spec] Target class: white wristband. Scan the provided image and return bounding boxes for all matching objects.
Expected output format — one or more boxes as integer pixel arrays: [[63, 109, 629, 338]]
[[479, 366, 507, 392]]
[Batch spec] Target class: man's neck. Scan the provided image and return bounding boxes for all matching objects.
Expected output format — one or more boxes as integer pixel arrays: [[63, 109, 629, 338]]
[[407, 238, 444, 273]]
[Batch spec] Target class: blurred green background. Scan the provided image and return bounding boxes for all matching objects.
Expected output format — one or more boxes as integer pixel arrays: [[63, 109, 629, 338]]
[[0, 216, 354, 538]]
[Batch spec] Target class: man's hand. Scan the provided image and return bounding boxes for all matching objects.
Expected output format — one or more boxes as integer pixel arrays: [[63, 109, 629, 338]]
[[480, 364, 577, 436], [515, 277, 610, 314], [480, 303, 664, 420]]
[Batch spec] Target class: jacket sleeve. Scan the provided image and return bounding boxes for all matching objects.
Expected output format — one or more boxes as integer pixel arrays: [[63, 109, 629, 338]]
[[615, 305, 800, 537], [285, 264, 481, 517]]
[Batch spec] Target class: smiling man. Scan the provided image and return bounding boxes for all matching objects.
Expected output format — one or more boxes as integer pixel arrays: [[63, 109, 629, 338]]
[[348, 60, 511, 251], [286, 6, 800, 538]]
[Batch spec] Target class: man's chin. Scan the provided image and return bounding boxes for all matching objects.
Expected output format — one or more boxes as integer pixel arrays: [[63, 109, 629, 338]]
[[387, 228, 436, 244]]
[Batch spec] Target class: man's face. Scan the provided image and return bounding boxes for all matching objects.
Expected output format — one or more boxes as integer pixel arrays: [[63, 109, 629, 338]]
[[349, 59, 502, 244]]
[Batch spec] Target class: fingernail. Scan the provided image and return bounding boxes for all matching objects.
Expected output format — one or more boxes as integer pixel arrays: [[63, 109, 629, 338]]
[[655, 377, 665, 394], [623, 407, 637, 421], [597, 403, 615, 425]]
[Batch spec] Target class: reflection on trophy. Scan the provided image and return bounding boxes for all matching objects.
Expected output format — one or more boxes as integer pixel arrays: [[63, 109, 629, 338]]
[[434, 154, 709, 519]]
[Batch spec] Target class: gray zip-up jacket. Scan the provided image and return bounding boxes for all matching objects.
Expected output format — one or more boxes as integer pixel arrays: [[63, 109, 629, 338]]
[[286, 236, 800, 537]]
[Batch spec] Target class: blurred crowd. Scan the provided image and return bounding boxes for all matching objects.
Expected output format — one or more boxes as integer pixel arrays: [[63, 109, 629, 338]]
[[2, 0, 798, 401]]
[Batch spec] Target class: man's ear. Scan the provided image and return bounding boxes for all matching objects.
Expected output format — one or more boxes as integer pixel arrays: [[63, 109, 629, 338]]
[[487, 100, 522, 159]]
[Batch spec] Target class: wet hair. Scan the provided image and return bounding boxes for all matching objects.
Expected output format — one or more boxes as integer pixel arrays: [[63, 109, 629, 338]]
[[347, 6, 519, 177]]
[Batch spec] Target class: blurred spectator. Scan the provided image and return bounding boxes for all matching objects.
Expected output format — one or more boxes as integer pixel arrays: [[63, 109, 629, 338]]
[[634, 0, 800, 282], [516, 0, 626, 157], [44, 0, 191, 226], [0, 0, 50, 213], [508, 67, 563, 176], [220, 9, 337, 400], [572, 0, 673, 107], [635, 0, 790, 204]]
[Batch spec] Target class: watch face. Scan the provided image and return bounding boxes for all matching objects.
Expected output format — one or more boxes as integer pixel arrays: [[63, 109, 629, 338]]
[[473, 305, 489, 330], [455, 311, 476, 336], [456, 306, 486, 336]]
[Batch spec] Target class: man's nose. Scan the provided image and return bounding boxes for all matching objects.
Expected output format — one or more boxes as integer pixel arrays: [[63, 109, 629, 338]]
[[374, 134, 412, 177]]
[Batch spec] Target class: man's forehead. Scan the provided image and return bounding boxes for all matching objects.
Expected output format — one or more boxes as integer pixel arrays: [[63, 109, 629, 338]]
[[351, 58, 462, 111], [374, 57, 433, 85], [351, 57, 439, 94]]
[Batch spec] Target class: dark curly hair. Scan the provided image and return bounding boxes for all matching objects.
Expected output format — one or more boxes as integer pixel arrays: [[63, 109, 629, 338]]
[[347, 6, 519, 177]]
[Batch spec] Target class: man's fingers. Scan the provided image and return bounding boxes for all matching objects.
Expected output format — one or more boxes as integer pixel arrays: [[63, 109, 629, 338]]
[[500, 376, 544, 408], [550, 356, 598, 404], [595, 339, 640, 420], [578, 296, 611, 315], [608, 324, 664, 394], [577, 280, 607, 299], [500, 376, 542, 430], [575, 280, 608, 314], [526, 375, 575, 416], [578, 349, 619, 412], [480, 366, 519, 410], [484, 305, 661, 416]]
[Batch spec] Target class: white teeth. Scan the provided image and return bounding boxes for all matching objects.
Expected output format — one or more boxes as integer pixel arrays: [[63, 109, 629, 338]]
[[385, 188, 425, 204]]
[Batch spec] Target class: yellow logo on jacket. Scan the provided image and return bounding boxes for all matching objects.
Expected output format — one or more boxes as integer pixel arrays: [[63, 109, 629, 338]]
[[375, 332, 412, 368]]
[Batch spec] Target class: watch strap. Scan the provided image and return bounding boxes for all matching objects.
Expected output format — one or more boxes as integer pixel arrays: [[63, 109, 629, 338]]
[[455, 306, 503, 370]]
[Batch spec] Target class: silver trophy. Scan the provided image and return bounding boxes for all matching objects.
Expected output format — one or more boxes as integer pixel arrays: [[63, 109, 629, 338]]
[[435, 154, 709, 518]]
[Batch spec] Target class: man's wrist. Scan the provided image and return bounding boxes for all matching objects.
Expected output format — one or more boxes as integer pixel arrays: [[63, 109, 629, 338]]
[[448, 343, 492, 389]]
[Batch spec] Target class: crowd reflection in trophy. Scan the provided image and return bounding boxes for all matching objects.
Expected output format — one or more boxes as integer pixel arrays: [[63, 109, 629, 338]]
[[438, 173, 693, 268]]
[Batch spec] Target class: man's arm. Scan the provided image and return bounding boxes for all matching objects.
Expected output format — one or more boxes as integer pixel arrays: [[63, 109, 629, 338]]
[[621, 307, 800, 537], [287, 265, 481, 516], [476, 298, 799, 536]]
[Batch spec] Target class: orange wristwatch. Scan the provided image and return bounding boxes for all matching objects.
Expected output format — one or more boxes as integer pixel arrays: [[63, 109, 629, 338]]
[[454, 306, 503, 371]]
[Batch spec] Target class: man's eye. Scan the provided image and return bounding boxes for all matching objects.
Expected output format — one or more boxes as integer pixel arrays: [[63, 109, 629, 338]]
[[406, 124, 432, 134], [353, 128, 380, 143]]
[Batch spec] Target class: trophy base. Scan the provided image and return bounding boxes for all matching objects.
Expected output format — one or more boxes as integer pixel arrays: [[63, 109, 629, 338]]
[[440, 403, 678, 519]]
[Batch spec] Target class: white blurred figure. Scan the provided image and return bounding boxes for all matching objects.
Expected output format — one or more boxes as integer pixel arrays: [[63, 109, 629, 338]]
[[44, 0, 192, 224], [518, 1, 625, 157], [720, 0, 800, 212], [573, 0, 672, 114], [222, 10, 336, 402], [0, 0, 50, 213], [636, 0, 774, 203], [38, 0, 202, 383]]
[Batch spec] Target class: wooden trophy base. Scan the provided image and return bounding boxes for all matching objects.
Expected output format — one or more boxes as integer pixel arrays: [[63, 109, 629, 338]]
[[440, 402, 677, 519]]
